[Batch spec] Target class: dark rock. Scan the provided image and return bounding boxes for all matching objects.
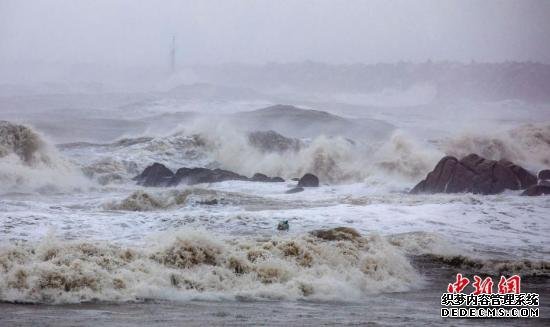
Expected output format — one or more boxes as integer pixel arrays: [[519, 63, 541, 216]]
[[250, 173, 285, 183], [136, 164, 284, 187], [310, 227, 361, 241], [297, 173, 319, 187], [133, 163, 174, 187], [169, 167, 248, 186], [521, 185, 550, 196], [500, 160, 538, 189], [411, 154, 537, 195], [291, 178, 300, 181], [539, 180, 550, 187], [538, 169, 550, 180], [285, 187, 304, 194]]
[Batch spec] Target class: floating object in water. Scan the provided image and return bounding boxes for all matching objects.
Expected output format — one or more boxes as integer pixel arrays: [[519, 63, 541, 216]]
[[277, 220, 289, 231]]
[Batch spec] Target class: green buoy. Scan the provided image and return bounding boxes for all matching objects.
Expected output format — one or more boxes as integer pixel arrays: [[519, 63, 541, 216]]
[[277, 220, 289, 231]]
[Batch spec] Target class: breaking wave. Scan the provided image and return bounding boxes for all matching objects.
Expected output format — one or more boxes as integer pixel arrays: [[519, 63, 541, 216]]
[[56, 120, 549, 189], [105, 189, 219, 211], [104, 188, 314, 212], [1, 229, 546, 304], [0, 121, 90, 193], [200, 127, 445, 187], [442, 123, 550, 171], [0, 229, 420, 304], [74, 124, 439, 186]]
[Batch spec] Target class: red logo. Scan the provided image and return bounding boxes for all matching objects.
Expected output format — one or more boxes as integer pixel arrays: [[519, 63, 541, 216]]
[[498, 275, 521, 294], [447, 274, 521, 294], [472, 276, 494, 295], [448, 273, 470, 293]]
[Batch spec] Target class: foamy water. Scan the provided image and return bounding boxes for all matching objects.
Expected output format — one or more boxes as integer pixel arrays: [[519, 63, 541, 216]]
[[1, 99, 549, 326]]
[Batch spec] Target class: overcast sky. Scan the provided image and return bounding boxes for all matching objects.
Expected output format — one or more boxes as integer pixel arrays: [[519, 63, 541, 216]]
[[1, 0, 549, 67]]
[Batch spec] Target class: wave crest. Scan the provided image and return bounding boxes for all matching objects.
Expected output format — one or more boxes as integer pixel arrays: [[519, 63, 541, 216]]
[[443, 123, 550, 171], [0, 230, 419, 303], [0, 121, 90, 193]]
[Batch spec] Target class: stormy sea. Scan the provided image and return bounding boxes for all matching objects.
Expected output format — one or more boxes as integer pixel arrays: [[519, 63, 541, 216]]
[[1, 62, 549, 326]]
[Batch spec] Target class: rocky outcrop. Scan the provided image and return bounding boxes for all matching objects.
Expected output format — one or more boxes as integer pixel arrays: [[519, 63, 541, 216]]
[[133, 163, 174, 187], [521, 185, 550, 196], [135, 163, 286, 187], [522, 169, 550, 196], [499, 160, 538, 189], [297, 173, 320, 187], [169, 167, 248, 186], [411, 154, 537, 195], [539, 170, 550, 181], [250, 173, 284, 183]]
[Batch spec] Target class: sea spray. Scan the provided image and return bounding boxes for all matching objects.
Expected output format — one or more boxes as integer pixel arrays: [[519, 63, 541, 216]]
[[442, 123, 550, 171], [0, 121, 91, 193], [0, 229, 421, 304]]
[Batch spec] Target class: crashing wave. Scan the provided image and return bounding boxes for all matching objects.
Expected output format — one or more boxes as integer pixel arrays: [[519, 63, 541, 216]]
[[442, 123, 550, 171], [247, 130, 302, 153], [373, 131, 442, 180], [0, 229, 419, 304], [105, 190, 194, 211], [58, 121, 550, 188], [0, 121, 90, 193], [104, 188, 298, 211], [82, 158, 139, 185], [175, 117, 372, 183], [0, 121, 47, 164]]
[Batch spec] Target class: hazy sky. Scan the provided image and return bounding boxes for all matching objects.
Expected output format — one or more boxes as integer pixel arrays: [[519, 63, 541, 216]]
[[1, 0, 549, 67]]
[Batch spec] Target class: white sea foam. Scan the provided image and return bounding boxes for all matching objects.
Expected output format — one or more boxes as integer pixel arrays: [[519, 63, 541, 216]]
[[0, 229, 421, 304]]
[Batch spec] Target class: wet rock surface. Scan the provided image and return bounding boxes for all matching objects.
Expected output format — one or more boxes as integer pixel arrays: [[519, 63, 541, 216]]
[[133, 163, 174, 187], [411, 154, 537, 195], [538, 169, 550, 181], [169, 167, 248, 186], [297, 173, 320, 187], [136, 163, 285, 186], [250, 173, 284, 183], [521, 184, 550, 196]]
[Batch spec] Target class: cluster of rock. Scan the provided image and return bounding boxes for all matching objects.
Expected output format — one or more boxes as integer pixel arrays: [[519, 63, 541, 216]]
[[133, 163, 320, 192], [411, 154, 549, 196], [133, 163, 284, 187]]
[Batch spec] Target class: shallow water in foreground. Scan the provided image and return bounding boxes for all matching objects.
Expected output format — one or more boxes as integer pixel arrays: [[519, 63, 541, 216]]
[[1, 259, 548, 326]]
